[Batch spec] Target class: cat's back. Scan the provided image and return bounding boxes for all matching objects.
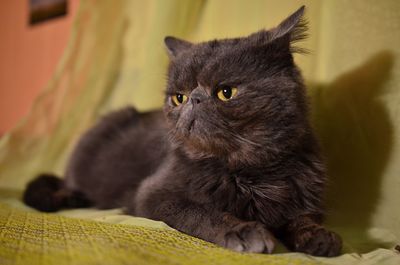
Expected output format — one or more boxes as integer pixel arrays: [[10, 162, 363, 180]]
[[65, 107, 169, 208]]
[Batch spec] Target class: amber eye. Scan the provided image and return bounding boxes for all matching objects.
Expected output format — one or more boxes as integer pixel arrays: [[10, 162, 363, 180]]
[[216, 86, 238, 101], [171, 93, 188, 106]]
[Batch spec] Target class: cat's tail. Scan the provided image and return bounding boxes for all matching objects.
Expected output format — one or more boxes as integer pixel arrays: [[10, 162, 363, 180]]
[[23, 174, 92, 212]]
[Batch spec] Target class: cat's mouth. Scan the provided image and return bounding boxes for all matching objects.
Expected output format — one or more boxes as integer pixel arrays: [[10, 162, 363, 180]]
[[188, 120, 195, 132], [177, 118, 196, 139]]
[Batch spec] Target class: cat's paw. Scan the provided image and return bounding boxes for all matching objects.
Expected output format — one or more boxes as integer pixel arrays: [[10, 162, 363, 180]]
[[292, 224, 342, 257], [220, 222, 275, 253]]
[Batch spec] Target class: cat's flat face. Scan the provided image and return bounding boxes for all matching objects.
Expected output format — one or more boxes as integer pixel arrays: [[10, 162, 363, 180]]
[[163, 7, 309, 167]]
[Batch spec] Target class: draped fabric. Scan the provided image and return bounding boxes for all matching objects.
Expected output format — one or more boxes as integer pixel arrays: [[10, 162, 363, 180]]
[[0, 1, 399, 264]]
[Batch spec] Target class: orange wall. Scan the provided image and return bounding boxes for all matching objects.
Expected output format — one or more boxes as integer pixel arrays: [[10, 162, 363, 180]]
[[0, 0, 79, 135]]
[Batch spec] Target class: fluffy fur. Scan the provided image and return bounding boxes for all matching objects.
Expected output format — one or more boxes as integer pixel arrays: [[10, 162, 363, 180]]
[[24, 6, 342, 256]]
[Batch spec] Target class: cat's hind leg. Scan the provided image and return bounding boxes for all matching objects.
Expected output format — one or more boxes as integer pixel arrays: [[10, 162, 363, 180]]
[[23, 174, 92, 212]]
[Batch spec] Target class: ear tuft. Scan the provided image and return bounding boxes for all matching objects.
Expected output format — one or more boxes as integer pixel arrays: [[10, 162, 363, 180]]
[[164, 36, 192, 58]]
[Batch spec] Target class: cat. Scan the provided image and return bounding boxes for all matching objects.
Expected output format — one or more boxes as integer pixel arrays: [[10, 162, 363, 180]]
[[23, 6, 342, 257]]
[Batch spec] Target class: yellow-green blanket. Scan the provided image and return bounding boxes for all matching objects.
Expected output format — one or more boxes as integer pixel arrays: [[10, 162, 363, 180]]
[[1, 1, 400, 264]]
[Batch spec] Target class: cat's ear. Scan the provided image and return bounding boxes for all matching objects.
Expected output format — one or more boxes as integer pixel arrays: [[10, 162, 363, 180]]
[[164, 36, 193, 58], [272, 5, 306, 42], [271, 5, 308, 53], [248, 6, 308, 53]]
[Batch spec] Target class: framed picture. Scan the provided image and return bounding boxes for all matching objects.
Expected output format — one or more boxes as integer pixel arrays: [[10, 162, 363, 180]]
[[29, 0, 68, 25]]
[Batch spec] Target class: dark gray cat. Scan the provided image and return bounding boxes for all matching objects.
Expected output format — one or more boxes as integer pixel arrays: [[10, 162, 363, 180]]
[[24, 6, 342, 256]]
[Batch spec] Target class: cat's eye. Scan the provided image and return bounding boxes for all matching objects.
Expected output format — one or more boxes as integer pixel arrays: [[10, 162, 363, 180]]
[[216, 86, 238, 101], [171, 93, 188, 106]]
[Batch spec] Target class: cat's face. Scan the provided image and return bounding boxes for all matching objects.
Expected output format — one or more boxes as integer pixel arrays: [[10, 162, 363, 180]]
[[163, 7, 309, 167]]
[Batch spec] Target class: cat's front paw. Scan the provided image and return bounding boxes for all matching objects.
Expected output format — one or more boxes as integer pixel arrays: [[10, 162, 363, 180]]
[[219, 222, 275, 253], [292, 224, 342, 257]]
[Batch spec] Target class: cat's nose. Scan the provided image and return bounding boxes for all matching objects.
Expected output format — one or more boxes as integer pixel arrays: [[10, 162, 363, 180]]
[[191, 97, 201, 104], [190, 87, 208, 105]]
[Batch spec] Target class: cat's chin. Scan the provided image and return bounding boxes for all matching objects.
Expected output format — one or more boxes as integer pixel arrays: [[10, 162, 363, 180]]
[[182, 137, 218, 159], [183, 146, 215, 160], [172, 134, 224, 160]]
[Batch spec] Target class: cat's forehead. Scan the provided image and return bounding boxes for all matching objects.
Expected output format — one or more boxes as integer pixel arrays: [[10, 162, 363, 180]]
[[167, 39, 293, 94], [167, 38, 268, 91], [174, 38, 242, 66]]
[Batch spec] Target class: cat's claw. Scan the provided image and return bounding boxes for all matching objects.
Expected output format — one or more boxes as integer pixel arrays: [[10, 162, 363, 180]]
[[221, 222, 275, 253]]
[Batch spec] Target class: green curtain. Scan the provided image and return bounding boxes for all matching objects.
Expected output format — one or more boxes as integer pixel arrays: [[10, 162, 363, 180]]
[[1, 0, 399, 264]]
